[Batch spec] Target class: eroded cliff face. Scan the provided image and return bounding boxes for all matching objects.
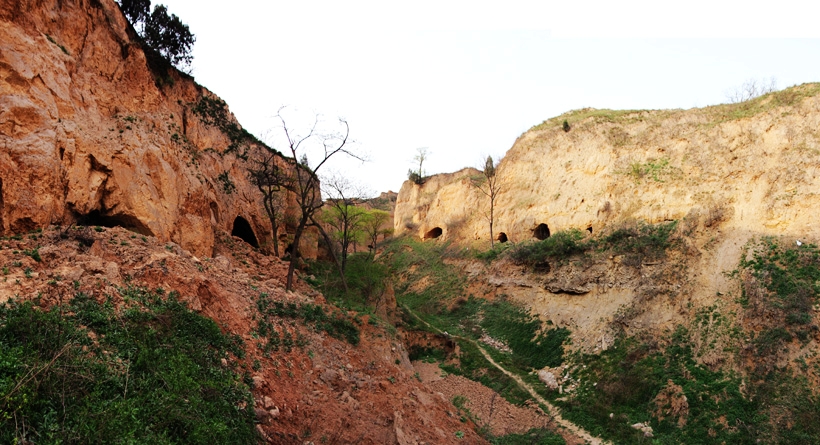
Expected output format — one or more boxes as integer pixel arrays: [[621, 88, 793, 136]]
[[396, 87, 820, 245], [0, 0, 305, 257], [395, 86, 820, 349]]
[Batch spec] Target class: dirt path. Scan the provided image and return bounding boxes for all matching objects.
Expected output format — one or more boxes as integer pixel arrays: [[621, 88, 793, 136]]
[[403, 305, 610, 445]]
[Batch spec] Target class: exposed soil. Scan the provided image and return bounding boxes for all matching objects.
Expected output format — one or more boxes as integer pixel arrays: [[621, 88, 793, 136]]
[[0, 226, 488, 444]]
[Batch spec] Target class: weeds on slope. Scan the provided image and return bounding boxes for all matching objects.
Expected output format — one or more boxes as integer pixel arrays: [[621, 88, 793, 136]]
[[553, 237, 820, 444], [0, 286, 256, 444], [383, 238, 570, 404], [557, 328, 759, 445], [254, 292, 360, 348], [506, 221, 679, 270]]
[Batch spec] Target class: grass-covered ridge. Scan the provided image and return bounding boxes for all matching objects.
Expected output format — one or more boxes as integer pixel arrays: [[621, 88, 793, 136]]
[[0, 287, 256, 444], [528, 108, 656, 133], [708, 82, 820, 124], [254, 292, 360, 347], [524, 83, 820, 136]]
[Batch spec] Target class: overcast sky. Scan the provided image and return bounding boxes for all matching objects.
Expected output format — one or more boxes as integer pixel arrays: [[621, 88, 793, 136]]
[[157, 0, 820, 196]]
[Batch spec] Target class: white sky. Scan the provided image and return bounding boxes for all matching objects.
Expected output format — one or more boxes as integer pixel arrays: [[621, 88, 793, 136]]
[[158, 0, 820, 196]]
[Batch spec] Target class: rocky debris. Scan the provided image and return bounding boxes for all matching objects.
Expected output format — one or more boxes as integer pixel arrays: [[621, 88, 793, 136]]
[[415, 362, 555, 437], [0, 226, 486, 444], [537, 369, 560, 390], [631, 422, 654, 438], [479, 334, 512, 353]]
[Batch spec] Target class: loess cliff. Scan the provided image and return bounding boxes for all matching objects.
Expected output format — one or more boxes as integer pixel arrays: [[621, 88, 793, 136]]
[[0, 0, 313, 258], [395, 87, 820, 344], [393, 86, 820, 442], [396, 86, 820, 245]]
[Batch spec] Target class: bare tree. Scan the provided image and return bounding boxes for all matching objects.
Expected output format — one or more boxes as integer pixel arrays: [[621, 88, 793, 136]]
[[408, 147, 429, 184], [414, 147, 429, 177], [248, 151, 288, 257], [726, 77, 777, 103], [269, 108, 362, 291], [471, 155, 503, 248], [320, 174, 368, 273]]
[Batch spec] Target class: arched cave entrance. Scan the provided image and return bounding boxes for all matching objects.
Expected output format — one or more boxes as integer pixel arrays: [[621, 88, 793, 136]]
[[76, 210, 153, 236], [587, 226, 593, 234], [424, 227, 443, 240], [231, 216, 259, 248], [533, 223, 550, 240], [497, 232, 508, 243]]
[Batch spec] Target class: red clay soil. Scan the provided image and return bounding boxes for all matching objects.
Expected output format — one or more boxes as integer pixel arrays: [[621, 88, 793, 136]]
[[0, 226, 487, 444]]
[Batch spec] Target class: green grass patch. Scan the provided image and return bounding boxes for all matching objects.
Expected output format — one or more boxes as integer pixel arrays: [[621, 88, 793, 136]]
[[620, 157, 675, 183], [377, 237, 570, 406], [481, 300, 569, 369], [475, 242, 512, 262], [506, 222, 678, 270], [709, 83, 820, 124], [601, 220, 678, 263], [440, 341, 532, 406], [741, 237, 820, 356], [23, 247, 41, 262], [255, 292, 359, 346], [507, 229, 587, 267], [529, 108, 654, 132], [0, 288, 256, 444]]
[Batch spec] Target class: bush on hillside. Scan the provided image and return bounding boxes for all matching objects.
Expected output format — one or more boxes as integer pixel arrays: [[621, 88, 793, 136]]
[[0, 288, 256, 444]]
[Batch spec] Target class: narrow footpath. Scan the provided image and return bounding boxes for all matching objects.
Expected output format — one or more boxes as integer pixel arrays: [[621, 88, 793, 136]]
[[403, 305, 610, 445]]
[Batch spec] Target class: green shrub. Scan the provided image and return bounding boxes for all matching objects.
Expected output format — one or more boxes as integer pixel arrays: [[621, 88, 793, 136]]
[[0, 289, 256, 444], [255, 293, 359, 346], [191, 96, 262, 157], [407, 170, 424, 185], [600, 220, 678, 262], [23, 247, 41, 262], [508, 229, 587, 266]]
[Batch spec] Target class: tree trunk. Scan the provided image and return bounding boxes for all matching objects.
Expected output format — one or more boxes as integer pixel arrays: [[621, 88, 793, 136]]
[[489, 199, 495, 248], [270, 220, 280, 257], [286, 215, 309, 291]]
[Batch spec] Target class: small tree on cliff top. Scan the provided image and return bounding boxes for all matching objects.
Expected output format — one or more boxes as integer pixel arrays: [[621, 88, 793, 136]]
[[118, 0, 195, 72], [407, 147, 429, 184]]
